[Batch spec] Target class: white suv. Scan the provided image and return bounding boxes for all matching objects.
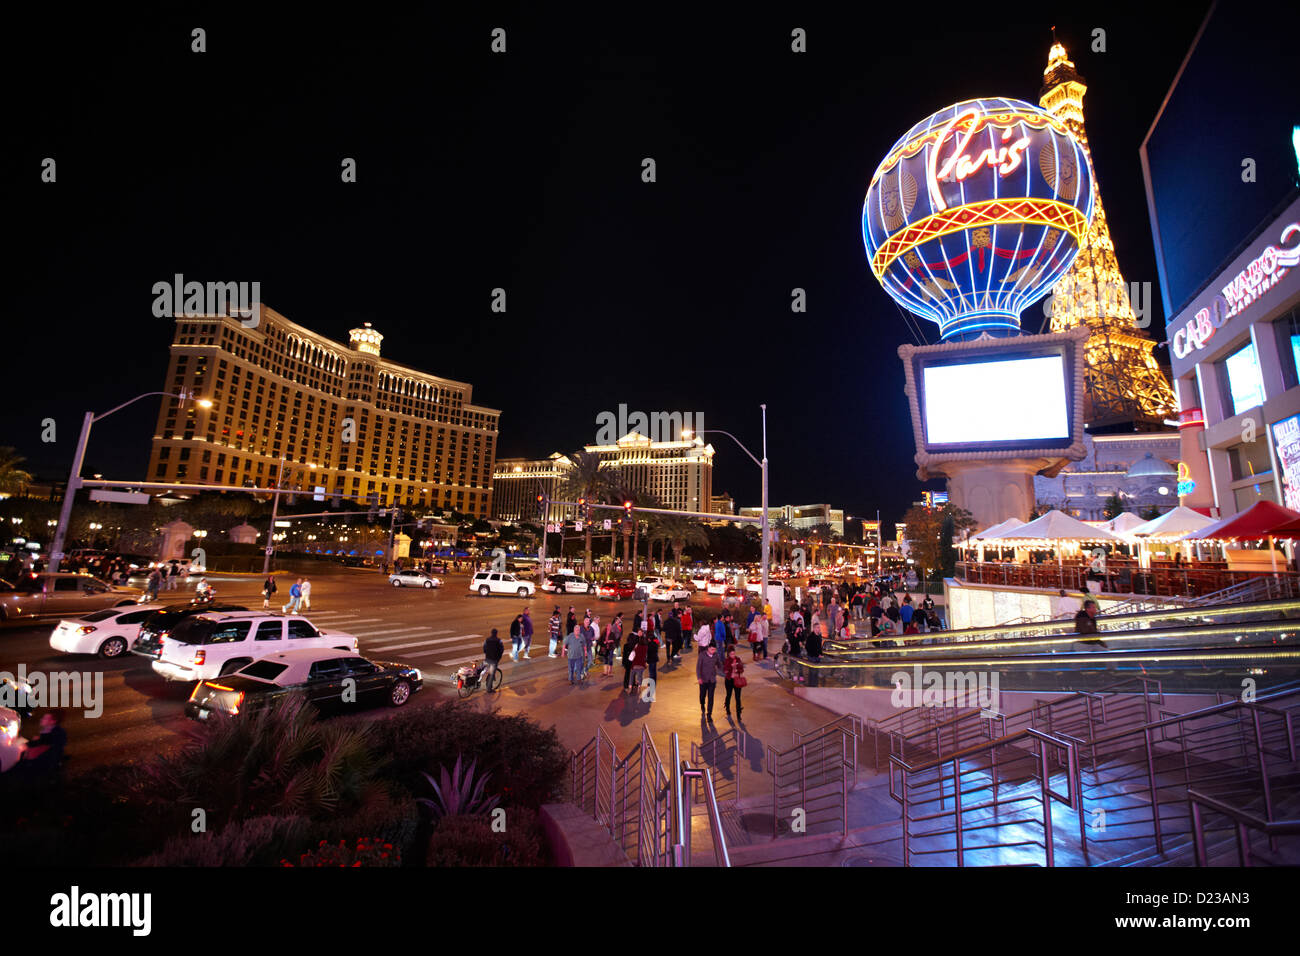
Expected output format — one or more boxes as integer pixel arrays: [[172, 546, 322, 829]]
[[469, 571, 536, 597], [151, 611, 360, 682]]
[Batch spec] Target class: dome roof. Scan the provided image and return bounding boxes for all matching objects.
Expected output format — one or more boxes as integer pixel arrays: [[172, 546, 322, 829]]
[[1126, 453, 1176, 479]]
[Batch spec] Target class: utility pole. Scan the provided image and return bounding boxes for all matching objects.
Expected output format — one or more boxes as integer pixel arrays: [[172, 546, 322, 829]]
[[760, 404, 770, 623], [262, 457, 286, 577]]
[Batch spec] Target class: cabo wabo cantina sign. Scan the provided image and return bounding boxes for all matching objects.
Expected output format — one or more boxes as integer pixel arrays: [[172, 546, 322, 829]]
[[862, 97, 1094, 341], [1172, 219, 1300, 360]]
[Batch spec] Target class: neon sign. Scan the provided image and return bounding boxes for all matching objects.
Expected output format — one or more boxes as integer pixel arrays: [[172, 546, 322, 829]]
[[928, 109, 1032, 210], [1172, 220, 1300, 360], [862, 98, 1094, 341], [1176, 461, 1196, 497]]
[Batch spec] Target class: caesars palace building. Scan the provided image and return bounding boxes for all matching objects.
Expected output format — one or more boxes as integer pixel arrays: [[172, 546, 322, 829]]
[[1142, 3, 1300, 519]]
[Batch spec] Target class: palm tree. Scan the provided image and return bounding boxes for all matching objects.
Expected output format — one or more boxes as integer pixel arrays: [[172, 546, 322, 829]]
[[560, 450, 611, 577], [658, 514, 709, 580], [0, 448, 34, 497], [772, 516, 793, 564]]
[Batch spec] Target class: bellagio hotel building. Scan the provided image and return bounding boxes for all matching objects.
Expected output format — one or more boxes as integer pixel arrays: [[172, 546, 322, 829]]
[[146, 305, 500, 516]]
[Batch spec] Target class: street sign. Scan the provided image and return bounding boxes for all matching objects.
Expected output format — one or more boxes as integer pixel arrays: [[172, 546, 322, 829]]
[[575, 521, 583, 532], [603, 519, 612, 530], [313, 486, 326, 502], [89, 489, 150, 505], [265, 546, 274, 555]]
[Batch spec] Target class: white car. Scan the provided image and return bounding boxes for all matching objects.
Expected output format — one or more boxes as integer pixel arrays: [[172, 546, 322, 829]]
[[649, 583, 691, 602], [689, 572, 709, 590], [541, 571, 592, 594], [49, 603, 165, 658], [389, 570, 443, 589], [0, 706, 26, 774], [152, 611, 360, 682], [469, 571, 536, 597], [705, 576, 728, 595], [635, 576, 667, 596]]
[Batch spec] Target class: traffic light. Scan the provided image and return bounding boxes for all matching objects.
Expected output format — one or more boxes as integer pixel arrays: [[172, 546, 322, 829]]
[[624, 500, 633, 518]]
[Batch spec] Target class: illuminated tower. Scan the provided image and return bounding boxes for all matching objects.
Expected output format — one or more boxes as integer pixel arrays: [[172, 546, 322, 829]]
[[1040, 38, 1177, 429]]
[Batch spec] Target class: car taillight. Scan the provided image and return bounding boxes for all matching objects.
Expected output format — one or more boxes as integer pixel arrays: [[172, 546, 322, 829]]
[[231, 691, 244, 716], [77, 625, 96, 635], [193, 650, 206, 666]]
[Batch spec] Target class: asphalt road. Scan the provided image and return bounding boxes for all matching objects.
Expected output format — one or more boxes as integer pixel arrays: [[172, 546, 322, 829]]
[[0, 566, 738, 771]]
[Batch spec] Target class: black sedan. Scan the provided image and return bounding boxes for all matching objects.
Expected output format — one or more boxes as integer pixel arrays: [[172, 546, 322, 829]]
[[130, 603, 248, 659], [185, 648, 422, 719]]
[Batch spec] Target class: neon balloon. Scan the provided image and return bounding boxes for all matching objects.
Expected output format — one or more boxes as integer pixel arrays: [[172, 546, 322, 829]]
[[863, 97, 1095, 341]]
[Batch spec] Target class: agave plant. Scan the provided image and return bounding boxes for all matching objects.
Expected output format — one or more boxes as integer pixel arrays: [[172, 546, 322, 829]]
[[417, 754, 500, 820]]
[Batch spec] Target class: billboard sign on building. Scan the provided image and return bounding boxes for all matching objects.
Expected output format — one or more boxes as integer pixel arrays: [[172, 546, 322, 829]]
[[1271, 414, 1300, 510]]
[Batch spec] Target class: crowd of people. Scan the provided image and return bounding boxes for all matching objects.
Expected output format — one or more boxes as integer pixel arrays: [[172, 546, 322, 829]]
[[476, 598, 772, 723]]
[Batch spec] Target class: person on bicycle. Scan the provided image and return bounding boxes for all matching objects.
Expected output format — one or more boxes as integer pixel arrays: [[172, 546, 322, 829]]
[[482, 628, 505, 692]]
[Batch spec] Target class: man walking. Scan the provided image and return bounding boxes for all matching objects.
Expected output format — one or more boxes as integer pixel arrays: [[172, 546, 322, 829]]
[[509, 613, 523, 662], [261, 575, 277, 610], [564, 627, 586, 684], [482, 627, 505, 691], [578, 615, 597, 671], [282, 578, 303, 615], [664, 608, 682, 662], [300, 576, 312, 612], [697, 642, 720, 722], [520, 607, 534, 660], [548, 606, 562, 657]]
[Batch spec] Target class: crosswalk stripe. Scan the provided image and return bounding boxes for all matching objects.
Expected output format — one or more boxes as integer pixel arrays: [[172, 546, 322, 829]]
[[428, 653, 484, 665], [364, 634, 477, 651], [360, 626, 444, 639]]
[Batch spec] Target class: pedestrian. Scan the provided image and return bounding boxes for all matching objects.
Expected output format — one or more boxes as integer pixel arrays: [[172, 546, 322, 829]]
[[755, 610, 770, 660], [1075, 599, 1108, 647], [300, 576, 312, 611], [695, 620, 711, 651], [621, 629, 637, 693], [723, 646, 746, 717], [579, 615, 597, 670], [564, 627, 586, 684], [520, 607, 534, 659], [146, 568, 162, 602], [282, 578, 303, 614], [548, 606, 562, 657], [601, 615, 621, 676], [9, 709, 67, 783], [509, 613, 523, 661], [787, 614, 805, 658], [805, 621, 824, 662], [483, 627, 505, 691], [646, 624, 660, 686], [664, 608, 682, 662], [713, 615, 728, 652], [261, 575, 277, 610], [168, 560, 180, 590], [628, 633, 648, 696], [680, 605, 693, 643], [899, 596, 914, 630], [697, 643, 720, 722]]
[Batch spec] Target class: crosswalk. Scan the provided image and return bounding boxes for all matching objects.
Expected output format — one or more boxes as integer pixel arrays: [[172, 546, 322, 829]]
[[305, 610, 526, 668]]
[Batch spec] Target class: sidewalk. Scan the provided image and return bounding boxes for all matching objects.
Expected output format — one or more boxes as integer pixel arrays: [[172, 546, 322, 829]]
[[461, 645, 846, 795]]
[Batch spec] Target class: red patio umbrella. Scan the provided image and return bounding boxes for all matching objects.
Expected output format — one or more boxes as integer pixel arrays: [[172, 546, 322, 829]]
[[1183, 499, 1300, 573]]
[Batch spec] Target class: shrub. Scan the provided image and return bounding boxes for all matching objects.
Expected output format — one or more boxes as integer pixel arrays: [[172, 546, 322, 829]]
[[136, 814, 311, 867], [285, 837, 402, 867], [425, 808, 549, 867], [368, 702, 569, 809], [418, 754, 500, 820], [135, 694, 384, 828]]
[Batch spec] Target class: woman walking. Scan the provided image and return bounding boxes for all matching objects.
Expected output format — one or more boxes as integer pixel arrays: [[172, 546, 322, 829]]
[[261, 575, 277, 610], [723, 645, 746, 717], [628, 633, 648, 697]]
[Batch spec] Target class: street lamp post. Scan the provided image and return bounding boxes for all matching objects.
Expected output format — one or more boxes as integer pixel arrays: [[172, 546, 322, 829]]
[[688, 404, 770, 622], [49, 391, 210, 572]]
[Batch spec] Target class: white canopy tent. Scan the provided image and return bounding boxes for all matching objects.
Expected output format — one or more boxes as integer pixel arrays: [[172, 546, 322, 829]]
[[983, 510, 1122, 544], [1105, 512, 1149, 537], [1130, 506, 1217, 541]]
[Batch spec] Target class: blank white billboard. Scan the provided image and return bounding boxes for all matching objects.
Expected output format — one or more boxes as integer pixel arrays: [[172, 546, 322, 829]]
[[923, 355, 1069, 444]]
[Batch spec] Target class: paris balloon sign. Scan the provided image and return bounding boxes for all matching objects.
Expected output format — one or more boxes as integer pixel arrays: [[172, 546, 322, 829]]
[[863, 98, 1095, 341]]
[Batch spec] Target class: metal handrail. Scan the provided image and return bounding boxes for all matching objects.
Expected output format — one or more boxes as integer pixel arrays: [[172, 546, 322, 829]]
[[889, 726, 1079, 866], [767, 724, 856, 837], [672, 731, 731, 866], [1188, 788, 1300, 866]]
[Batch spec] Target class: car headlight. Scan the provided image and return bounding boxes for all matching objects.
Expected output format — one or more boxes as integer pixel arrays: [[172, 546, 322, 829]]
[[411, 669, 423, 681], [3, 720, 17, 741]]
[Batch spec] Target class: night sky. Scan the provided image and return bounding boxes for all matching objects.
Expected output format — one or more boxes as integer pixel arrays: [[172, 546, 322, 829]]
[[5, 3, 1212, 531]]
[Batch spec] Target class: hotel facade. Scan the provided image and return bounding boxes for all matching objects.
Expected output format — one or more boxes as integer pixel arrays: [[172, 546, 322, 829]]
[[492, 433, 715, 522], [147, 306, 501, 516]]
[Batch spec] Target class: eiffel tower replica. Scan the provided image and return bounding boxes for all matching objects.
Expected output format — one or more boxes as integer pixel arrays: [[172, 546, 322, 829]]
[[1039, 36, 1177, 430]]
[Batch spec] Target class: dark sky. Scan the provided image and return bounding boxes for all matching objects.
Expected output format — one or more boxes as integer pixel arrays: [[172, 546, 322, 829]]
[[5, 2, 1211, 531]]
